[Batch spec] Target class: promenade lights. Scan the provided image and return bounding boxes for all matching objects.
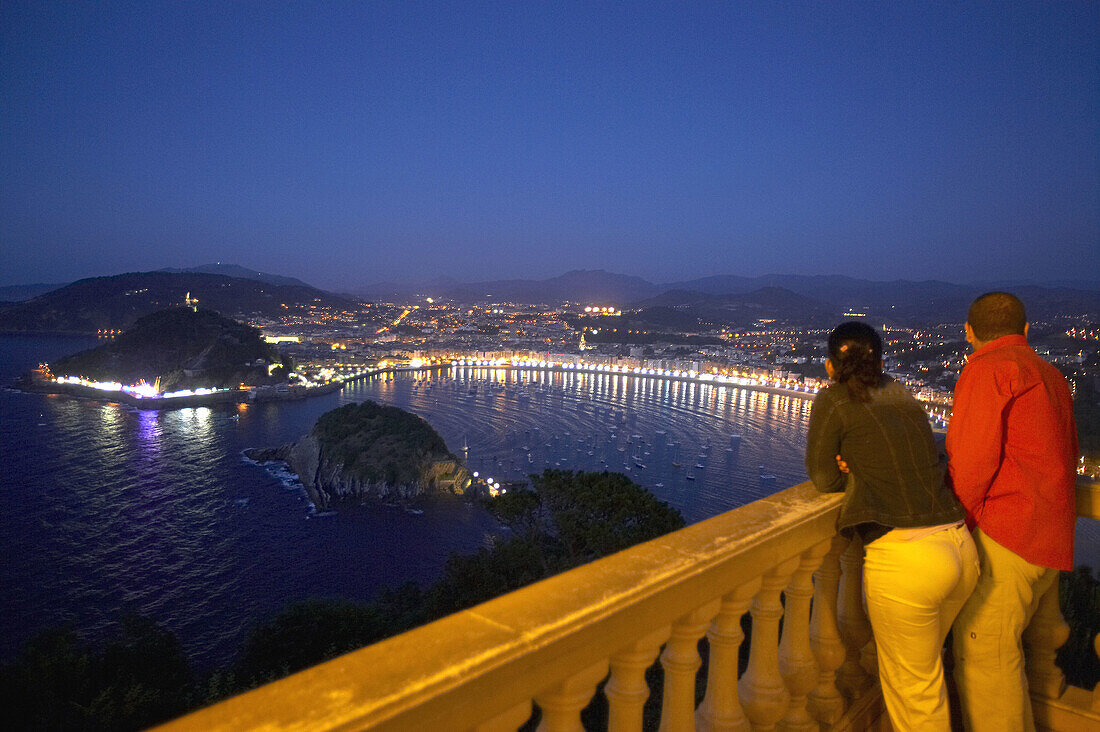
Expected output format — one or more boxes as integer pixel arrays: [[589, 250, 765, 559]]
[[127, 381, 160, 399]]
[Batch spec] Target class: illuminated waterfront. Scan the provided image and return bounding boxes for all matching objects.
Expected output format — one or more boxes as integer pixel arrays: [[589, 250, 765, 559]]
[[345, 365, 813, 522]]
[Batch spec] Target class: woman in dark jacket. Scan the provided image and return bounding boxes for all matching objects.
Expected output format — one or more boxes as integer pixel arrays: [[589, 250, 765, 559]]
[[806, 321, 977, 731]]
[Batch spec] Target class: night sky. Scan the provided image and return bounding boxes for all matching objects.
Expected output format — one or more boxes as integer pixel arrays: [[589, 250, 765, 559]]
[[2, 2, 1097, 291]]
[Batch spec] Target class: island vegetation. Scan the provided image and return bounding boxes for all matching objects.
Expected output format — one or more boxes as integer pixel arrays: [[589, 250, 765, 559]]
[[247, 400, 472, 508], [312, 401, 453, 486], [45, 306, 290, 392]]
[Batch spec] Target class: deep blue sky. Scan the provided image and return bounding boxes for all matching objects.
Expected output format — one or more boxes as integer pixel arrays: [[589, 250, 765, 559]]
[[2, 2, 1097, 291]]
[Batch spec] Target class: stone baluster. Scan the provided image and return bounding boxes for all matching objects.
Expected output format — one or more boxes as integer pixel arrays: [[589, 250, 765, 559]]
[[1093, 630, 1100, 712], [807, 534, 848, 727], [1023, 576, 1070, 699], [607, 627, 670, 732], [696, 578, 762, 732], [739, 557, 800, 732], [659, 599, 721, 732], [835, 536, 872, 701], [473, 701, 533, 732], [535, 660, 609, 732], [778, 540, 831, 731]]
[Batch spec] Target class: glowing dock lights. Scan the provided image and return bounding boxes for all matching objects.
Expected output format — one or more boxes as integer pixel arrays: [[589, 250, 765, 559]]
[[54, 375, 229, 400]]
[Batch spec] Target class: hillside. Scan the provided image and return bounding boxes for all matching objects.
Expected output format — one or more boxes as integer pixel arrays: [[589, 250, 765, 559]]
[[158, 264, 315, 289], [630, 286, 836, 328], [661, 274, 1100, 322], [0, 283, 66, 303], [0, 271, 361, 333], [49, 307, 290, 391], [362, 269, 662, 305], [359, 269, 1100, 322]]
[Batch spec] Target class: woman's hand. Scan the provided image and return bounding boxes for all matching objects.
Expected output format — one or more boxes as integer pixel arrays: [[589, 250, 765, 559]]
[[835, 454, 850, 474]]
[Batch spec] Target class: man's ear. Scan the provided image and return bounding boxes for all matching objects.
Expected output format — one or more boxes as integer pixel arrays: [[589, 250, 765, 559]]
[[1024, 322, 1029, 339]]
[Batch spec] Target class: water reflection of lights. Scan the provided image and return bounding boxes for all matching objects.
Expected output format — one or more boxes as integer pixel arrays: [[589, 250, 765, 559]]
[[136, 409, 161, 455], [171, 406, 215, 449], [97, 402, 125, 439], [367, 357, 947, 429]]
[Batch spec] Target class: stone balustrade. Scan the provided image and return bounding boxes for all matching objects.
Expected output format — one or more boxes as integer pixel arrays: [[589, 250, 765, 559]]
[[1028, 479, 1100, 732], [160, 480, 1100, 732]]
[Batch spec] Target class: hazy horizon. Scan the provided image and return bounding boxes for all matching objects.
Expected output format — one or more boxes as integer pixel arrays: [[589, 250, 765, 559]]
[[2, 262, 1099, 295]]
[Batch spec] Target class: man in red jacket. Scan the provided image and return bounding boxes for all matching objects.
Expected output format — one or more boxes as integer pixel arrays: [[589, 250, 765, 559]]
[[947, 292, 1078, 732]]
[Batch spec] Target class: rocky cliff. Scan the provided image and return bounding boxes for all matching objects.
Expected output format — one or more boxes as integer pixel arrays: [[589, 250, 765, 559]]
[[246, 401, 474, 510]]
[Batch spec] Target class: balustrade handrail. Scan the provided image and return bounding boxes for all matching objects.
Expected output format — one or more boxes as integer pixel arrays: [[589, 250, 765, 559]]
[[162, 482, 845, 731]]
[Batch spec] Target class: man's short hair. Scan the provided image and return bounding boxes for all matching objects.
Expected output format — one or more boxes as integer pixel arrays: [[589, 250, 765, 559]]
[[967, 292, 1027, 341]]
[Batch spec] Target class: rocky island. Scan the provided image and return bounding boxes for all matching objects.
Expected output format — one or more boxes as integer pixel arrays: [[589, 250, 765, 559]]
[[246, 401, 475, 509]]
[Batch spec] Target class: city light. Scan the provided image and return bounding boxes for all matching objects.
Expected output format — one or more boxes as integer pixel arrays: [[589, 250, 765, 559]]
[[53, 375, 229, 400]]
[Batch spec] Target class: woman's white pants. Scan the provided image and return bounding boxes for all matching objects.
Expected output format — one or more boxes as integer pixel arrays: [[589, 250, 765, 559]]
[[862, 524, 980, 731]]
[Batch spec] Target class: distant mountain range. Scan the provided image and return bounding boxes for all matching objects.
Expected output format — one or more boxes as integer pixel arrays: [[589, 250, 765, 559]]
[[362, 270, 662, 304], [0, 271, 360, 333], [628, 286, 836, 329], [2, 265, 1096, 333], [0, 265, 313, 304], [157, 263, 315, 289], [363, 269, 1100, 323], [0, 283, 68, 302]]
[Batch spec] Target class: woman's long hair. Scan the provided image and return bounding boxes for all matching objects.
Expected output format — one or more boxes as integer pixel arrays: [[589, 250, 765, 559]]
[[827, 321, 884, 402]]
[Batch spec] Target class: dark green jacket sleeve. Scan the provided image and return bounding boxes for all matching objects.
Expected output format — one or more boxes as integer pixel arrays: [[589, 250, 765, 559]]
[[806, 391, 846, 493]]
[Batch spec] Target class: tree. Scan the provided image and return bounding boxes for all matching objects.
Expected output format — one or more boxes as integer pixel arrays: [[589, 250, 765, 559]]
[[233, 600, 393, 688], [532, 470, 685, 566], [0, 615, 193, 732], [1057, 566, 1100, 688]]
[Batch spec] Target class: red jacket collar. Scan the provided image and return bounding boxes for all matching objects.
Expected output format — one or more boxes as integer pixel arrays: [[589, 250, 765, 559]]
[[967, 333, 1029, 362]]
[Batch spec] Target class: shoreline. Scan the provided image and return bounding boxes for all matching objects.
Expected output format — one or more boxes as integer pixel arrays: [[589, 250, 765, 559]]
[[19, 379, 343, 411]]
